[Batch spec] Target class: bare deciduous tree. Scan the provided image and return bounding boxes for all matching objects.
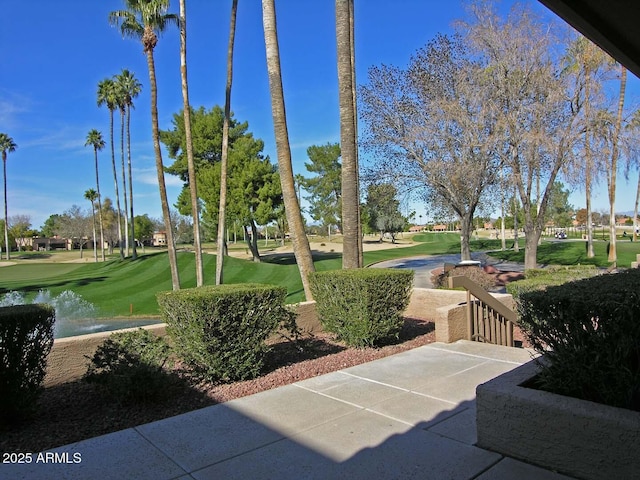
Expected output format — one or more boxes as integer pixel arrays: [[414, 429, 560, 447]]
[[463, 2, 581, 269], [360, 34, 503, 260]]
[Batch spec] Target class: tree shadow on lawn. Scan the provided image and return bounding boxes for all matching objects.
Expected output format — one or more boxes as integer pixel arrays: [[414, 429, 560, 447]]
[[11, 253, 53, 260], [0, 276, 108, 295], [261, 251, 342, 266]]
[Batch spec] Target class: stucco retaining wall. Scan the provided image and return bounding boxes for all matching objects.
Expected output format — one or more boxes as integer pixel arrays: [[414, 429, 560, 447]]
[[477, 359, 640, 480], [44, 324, 167, 387]]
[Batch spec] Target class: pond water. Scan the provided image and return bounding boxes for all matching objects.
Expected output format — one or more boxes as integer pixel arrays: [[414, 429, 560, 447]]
[[0, 290, 163, 338], [54, 317, 163, 339]]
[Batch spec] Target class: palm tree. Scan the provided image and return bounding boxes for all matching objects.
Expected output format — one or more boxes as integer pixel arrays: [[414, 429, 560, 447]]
[[109, 0, 181, 290], [97, 77, 125, 260], [115, 69, 142, 260], [335, 0, 360, 268], [84, 188, 99, 262], [85, 129, 107, 261], [114, 78, 130, 257], [0, 133, 16, 260], [563, 37, 609, 258], [607, 65, 627, 263], [216, 0, 239, 286], [178, 0, 204, 287], [348, 0, 363, 266], [262, 0, 315, 300]]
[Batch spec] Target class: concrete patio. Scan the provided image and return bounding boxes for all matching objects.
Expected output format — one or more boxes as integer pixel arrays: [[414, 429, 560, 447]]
[[0, 341, 576, 479]]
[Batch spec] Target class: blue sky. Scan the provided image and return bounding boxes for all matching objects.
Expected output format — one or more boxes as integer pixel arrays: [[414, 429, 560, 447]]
[[1, 0, 638, 232]]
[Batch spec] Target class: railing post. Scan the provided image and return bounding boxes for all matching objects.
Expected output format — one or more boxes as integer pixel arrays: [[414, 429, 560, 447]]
[[466, 290, 473, 341], [450, 275, 517, 347]]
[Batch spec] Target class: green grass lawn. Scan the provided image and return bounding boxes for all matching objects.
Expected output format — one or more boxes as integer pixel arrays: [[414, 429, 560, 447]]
[[488, 238, 640, 268], [2, 232, 635, 318], [0, 233, 459, 317]]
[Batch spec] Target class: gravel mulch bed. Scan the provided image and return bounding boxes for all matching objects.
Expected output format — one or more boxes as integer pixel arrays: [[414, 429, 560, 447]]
[[1, 315, 532, 455], [1, 318, 436, 454]]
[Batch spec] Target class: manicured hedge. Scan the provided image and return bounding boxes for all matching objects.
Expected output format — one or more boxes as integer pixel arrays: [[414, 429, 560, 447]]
[[0, 304, 55, 424], [518, 268, 640, 410], [157, 284, 292, 382], [506, 264, 599, 300], [309, 268, 413, 347]]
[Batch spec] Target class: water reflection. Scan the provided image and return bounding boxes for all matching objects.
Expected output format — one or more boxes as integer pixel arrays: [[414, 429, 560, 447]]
[[0, 290, 161, 338]]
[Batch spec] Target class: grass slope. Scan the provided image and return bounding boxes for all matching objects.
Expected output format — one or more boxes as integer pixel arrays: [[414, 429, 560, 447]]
[[8, 233, 636, 318]]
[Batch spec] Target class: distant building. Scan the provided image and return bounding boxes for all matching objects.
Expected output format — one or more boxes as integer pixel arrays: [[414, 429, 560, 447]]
[[409, 225, 424, 233], [432, 224, 447, 232], [31, 236, 72, 251], [19, 236, 97, 251], [152, 231, 167, 246]]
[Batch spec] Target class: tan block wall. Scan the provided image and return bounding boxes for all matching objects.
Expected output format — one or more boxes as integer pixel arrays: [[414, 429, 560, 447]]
[[45, 323, 167, 387]]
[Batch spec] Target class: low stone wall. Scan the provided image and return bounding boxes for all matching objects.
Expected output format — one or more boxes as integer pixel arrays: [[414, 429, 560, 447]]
[[43, 288, 515, 386], [44, 324, 167, 387], [477, 359, 640, 480]]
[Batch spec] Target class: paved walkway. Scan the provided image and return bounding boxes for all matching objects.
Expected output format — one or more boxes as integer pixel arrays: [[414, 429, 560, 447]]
[[1, 341, 575, 480], [373, 253, 527, 288]]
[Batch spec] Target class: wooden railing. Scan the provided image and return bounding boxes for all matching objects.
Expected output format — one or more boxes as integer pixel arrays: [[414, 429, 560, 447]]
[[448, 275, 517, 347]]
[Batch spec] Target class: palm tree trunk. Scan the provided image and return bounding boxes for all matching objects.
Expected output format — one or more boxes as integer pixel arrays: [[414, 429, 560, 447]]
[[119, 109, 130, 257], [262, 0, 315, 300], [126, 105, 137, 259], [216, 0, 238, 286], [633, 172, 640, 243], [147, 47, 181, 290], [90, 203, 97, 262], [584, 79, 595, 258], [608, 66, 626, 263], [109, 110, 124, 260], [94, 148, 106, 262], [348, 0, 363, 266], [2, 156, 9, 260], [336, 0, 360, 268], [179, 0, 204, 287]]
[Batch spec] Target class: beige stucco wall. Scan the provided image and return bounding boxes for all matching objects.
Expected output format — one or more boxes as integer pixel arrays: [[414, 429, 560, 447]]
[[477, 359, 640, 480], [44, 324, 167, 387]]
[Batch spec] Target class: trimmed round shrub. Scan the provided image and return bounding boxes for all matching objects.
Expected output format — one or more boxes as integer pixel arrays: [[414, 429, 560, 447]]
[[310, 268, 413, 348], [157, 284, 291, 382], [0, 304, 56, 425]]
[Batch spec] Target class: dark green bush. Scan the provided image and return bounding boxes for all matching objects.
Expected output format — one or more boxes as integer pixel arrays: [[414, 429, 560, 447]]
[[518, 269, 640, 410], [84, 328, 176, 405], [309, 268, 413, 348], [506, 264, 599, 300], [0, 304, 55, 425], [157, 284, 292, 382]]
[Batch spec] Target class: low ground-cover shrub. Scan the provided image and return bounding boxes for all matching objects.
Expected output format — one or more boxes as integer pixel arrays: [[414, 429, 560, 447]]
[[309, 268, 413, 348], [0, 304, 55, 425], [506, 264, 599, 300], [432, 265, 496, 290], [157, 284, 293, 382], [518, 269, 640, 411], [84, 328, 178, 405]]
